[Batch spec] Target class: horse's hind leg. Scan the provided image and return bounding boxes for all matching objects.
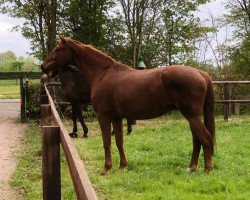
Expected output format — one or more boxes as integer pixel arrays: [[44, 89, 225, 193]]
[[127, 119, 132, 135], [98, 115, 112, 175], [188, 134, 201, 172], [113, 119, 128, 169], [76, 105, 88, 137], [187, 116, 213, 172]]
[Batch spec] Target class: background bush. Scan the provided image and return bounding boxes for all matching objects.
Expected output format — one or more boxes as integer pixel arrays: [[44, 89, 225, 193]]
[[26, 82, 40, 118], [26, 82, 97, 119]]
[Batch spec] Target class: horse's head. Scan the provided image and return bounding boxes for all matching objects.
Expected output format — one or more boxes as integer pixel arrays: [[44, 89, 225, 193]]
[[41, 35, 73, 78]]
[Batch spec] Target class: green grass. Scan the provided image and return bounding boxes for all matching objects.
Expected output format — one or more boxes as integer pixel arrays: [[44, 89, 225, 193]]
[[73, 115, 250, 200], [11, 116, 250, 199], [11, 121, 76, 199], [0, 85, 20, 99], [0, 79, 20, 86], [0, 79, 39, 99], [0, 79, 20, 99]]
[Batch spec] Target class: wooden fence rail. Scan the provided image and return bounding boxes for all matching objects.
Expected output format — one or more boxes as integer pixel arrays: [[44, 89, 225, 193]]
[[213, 81, 250, 121], [41, 83, 98, 200], [47, 80, 250, 121]]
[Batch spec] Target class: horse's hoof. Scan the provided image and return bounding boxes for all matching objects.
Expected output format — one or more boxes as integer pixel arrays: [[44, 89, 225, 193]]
[[100, 168, 110, 176], [119, 165, 128, 171], [83, 129, 88, 135], [83, 134, 88, 138], [204, 167, 213, 173], [69, 132, 78, 138], [186, 166, 197, 173], [126, 132, 131, 135]]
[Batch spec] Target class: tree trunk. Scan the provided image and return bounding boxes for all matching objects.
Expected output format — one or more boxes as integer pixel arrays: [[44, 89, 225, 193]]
[[48, 0, 57, 53], [38, 2, 47, 59]]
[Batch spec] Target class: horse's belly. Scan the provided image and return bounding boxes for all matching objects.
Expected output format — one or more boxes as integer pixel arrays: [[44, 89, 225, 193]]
[[118, 99, 173, 120]]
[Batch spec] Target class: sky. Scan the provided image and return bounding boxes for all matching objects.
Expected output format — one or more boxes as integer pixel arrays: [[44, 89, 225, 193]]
[[0, 13, 30, 57], [198, 0, 233, 39], [0, 0, 229, 58]]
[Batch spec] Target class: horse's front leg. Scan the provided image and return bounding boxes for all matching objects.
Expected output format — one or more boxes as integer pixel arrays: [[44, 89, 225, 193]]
[[76, 105, 88, 137], [127, 119, 132, 135], [98, 114, 112, 175], [69, 104, 78, 138], [113, 119, 128, 169]]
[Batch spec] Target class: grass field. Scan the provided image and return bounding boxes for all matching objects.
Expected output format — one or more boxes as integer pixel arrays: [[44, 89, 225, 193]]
[[0, 80, 20, 99], [11, 115, 250, 200], [0, 79, 39, 99], [0, 85, 20, 99]]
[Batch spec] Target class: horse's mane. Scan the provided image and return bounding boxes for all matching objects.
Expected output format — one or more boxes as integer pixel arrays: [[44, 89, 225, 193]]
[[65, 38, 131, 71], [67, 38, 115, 63]]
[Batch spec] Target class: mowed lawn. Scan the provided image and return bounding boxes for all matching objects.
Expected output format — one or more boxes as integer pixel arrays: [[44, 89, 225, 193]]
[[0, 80, 20, 99], [0, 79, 39, 99], [12, 115, 250, 200]]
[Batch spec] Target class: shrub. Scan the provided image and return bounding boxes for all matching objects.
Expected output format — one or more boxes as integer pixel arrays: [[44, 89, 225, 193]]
[[26, 82, 97, 119], [26, 82, 41, 118]]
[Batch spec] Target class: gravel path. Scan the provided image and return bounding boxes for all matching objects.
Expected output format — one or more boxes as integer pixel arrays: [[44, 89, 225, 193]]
[[0, 99, 26, 200]]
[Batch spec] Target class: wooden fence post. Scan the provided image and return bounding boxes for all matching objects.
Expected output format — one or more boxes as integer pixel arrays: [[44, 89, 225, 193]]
[[41, 105, 52, 126], [20, 76, 25, 123], [42, 126, 61, 200], [235, 103, 240, 115], [223, 83, 230, 121]]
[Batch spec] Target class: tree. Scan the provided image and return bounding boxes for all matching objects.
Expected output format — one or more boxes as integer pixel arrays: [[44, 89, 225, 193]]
[[118, 0, 210, 67], [224, 0, 250, 38], [0, 0, 57, 59], [0, 51, 16, 71], [119, 0, 153, 68], [223, 0, 250, 78], [0, 51, 37, 72], [60, 0, 114, 49], [158, 0, 211, 65]]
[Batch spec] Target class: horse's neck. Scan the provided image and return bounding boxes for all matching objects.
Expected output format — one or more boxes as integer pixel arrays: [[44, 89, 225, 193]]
[[70, 43, 118, 85]]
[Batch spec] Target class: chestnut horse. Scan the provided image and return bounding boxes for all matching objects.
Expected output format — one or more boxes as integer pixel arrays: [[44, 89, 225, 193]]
[[45, 67, 134, 137], [41, 36, 215, 175]]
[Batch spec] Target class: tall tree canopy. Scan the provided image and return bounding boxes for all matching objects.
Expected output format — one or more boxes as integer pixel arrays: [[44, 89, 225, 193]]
[[0, 0, 211, 68], [223, 0, 250, 78], [0, 0, 57, 59]]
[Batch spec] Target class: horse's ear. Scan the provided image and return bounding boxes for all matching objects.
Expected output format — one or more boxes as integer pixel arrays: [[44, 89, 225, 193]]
[[58, 35, 67, 45]]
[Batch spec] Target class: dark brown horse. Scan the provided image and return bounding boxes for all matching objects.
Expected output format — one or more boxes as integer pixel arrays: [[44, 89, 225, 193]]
[[59, 68, 91, 138], [41, 36, 215, 175]]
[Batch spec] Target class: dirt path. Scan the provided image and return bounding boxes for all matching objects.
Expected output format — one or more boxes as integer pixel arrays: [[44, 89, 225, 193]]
[[0, 99, 26, 200]]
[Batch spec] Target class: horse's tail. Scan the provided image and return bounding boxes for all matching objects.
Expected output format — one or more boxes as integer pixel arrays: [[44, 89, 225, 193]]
[[200, 71, 216, 155]]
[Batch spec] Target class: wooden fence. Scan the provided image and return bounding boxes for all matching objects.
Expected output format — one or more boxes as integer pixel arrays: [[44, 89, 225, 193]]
[[0, 72, 42, 122], [40, 83, 98, 200], [213, 81, 250, 121], [46, 80, 250, 122], [39, 79, 250, 199], [0, 71, 42, 80]]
